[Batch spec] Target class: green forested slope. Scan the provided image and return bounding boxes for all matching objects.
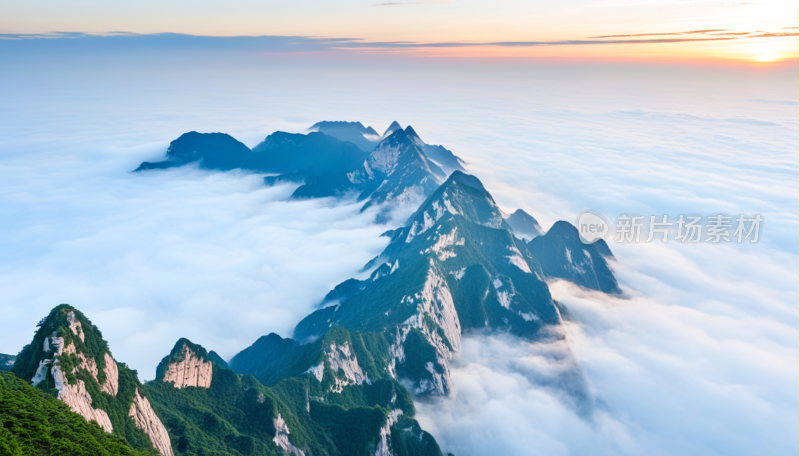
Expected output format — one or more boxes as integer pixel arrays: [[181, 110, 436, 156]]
[[0, 371, 151, 456]]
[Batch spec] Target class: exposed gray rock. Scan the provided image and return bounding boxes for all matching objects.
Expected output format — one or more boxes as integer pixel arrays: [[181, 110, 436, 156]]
[[325, 341, 370, 393], [162, 344, 213, 388], [129, 388, 174, 456], [52, 359, 114, 433], [101, 353, 119, 396], [272, 413, 306, 456], [373, 409, 403, 456]]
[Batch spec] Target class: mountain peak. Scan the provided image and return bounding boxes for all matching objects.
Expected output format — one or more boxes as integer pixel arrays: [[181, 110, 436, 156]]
[[12, 305, 175, 455], [309, 121, 380, 151], [135, 131, 251, 172], [528, 221, 619, 293], [546, 220, 580, 238], [13, 305, 115, 399], [446, 170, 491, 197], [311, 120, 367, 131], [156, 338, 213, 389], [367, 128, 432, 176], [404, 125, 425, 147], [383, 121, 403, 137], [505, 209, 544, 240], [404, 171, 509, 239]]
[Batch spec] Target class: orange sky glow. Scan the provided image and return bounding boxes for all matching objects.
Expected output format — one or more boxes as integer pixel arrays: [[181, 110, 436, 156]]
[[0, 0, 797, 64]]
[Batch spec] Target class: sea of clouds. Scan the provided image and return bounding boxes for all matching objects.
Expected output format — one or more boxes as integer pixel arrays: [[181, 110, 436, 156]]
[[0, 37, 797, 455]]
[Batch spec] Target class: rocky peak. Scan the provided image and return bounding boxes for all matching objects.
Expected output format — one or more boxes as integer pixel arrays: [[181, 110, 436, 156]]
[[294, 172, 561, 398], [505, 209, 544, 240], [12, 306, 121, 432], [366, 128, 430, 176], [404, 171, 510, 242], [399, 125, 465, 174], [528, 221, 620, 293], [157, 338, 213, 388], [135, 131, 252, 172], [383, 120, 403, 137], [309, 120, 381, 152], [404, 125, 426, 148]]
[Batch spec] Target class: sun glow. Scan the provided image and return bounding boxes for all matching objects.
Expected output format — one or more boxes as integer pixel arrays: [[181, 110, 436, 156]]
[[737, 38, 798, 63]]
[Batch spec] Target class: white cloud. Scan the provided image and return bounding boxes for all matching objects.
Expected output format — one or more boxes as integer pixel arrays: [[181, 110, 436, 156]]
[[417, 252, 798, 455], [0, 145, 390, 378]]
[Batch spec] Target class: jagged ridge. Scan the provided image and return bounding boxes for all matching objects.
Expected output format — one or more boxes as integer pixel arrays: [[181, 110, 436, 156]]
[[290, 172, 563, 397]]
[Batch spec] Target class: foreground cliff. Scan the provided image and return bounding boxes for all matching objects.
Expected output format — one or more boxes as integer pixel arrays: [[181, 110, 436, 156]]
[[145, 335, 444, 456], [8, 307, 447, 456], [11, 305, 173, 456], [0, 370, 152, 455]]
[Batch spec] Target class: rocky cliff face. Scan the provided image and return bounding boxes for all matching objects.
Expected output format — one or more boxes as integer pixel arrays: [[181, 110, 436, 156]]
[[28, 311, 115, 432], [272, 413, 306, 456], [373, 409, 403, 456], [129, 388, 174, 456], [325, 341, 370, 393], [53, 362, 115, 432], [101, 352, 119, 396], [12, 305, 174, 456], [161, 343, 213, 388], [156, 338, 214, 389]]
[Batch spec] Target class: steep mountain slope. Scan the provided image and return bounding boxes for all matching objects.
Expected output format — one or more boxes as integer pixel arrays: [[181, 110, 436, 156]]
[[291, 171, 563, 396], [289, 128, 447, 221], [528, 221, 621, 294], [148, 335, 444, 456], [11, 305, 172, 456], [402, 126, 465, 174], [310, 121, 381, 152], [0, 371, 152, 456], [249, 132, 369, 175], [382, 121, 402, 138], [505, 209, 544, 240]]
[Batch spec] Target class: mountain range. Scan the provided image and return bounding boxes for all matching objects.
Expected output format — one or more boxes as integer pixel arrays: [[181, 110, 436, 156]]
[[3, 121, 622, 455], [134, 121, 466, 222]]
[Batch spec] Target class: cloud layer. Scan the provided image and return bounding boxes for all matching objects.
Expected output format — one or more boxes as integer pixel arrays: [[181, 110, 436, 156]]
[[1, 29, 796, 53], [0, 149, 392, 377]]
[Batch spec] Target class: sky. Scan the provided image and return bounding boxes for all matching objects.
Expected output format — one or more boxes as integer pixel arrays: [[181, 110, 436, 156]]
[[0, 0, 798, 62], [0, 7, 798, 456]]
